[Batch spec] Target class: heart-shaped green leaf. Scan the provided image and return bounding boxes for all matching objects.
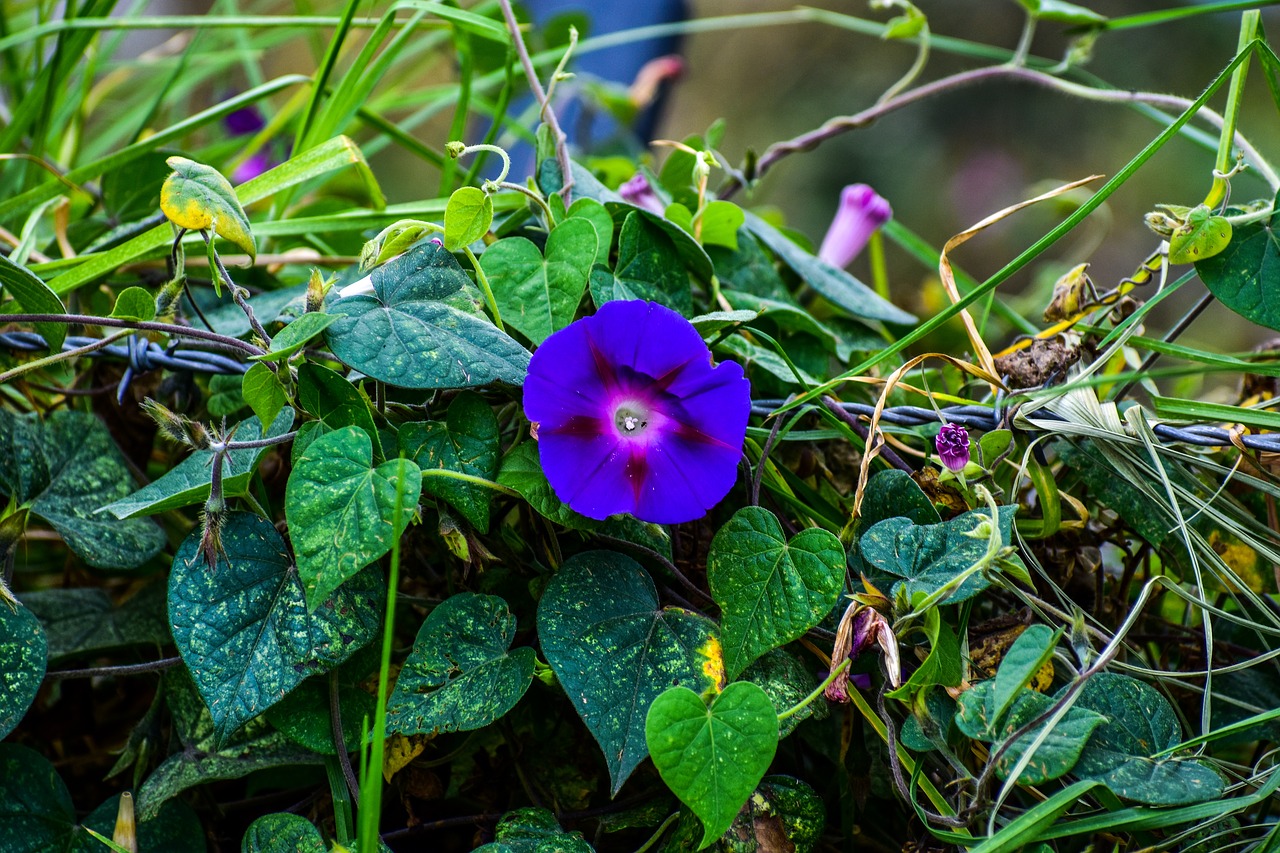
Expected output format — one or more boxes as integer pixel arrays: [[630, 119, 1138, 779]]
[[0, 601, 46, 739], [609, 211, 693, 315], [537, 550, 723, 794], [481, 218, 596, 344], [168, 512, 384, 745], [646, 682, 779, 849], [285, 426, 421, 610], [326, 242, 529, 388], [473, 807, 593, 853], [1168, 206, 1231, 265], [240, 362, 287, 432], [241, 813, 328, 852], [109, 286, 156, 322], [1195, 196, 1280, 332], [294, 362, 381, 462], [101, 409, 294, 518], [387, 592, 535, 735], [708, 506, 845, 679], [566, 198, 613, 266], [1070, 673, 1225, 805], [400, 391, 500, 531], [160, 156, 256, 259], [444, 186, 493, 250], [19, 583, 167, 662], [250, 311, 338, 362]]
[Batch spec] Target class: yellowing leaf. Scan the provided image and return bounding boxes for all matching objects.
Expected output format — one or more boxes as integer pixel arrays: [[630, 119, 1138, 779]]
[[383, 733, 430, 782], [160, 156, 256, 260]]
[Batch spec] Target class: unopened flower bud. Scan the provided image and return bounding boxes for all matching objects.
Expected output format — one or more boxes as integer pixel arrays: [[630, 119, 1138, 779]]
[[935, 422, 970, 473], [819, 184, 892, 269]]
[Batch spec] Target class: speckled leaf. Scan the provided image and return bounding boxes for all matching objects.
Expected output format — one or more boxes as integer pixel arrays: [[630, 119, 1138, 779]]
[[859, 469, 940, 528], [708, 507, 845, 679], [497, 441, 597, 530], [241, 813, 326, 852], [18, 583, 166, 663], [0, 602, 46, 740], [1195, 198, 1280, 331], [75, 795, 204, 853], [444, 186, 493, 251], [326, 241, 530, 388], [472, 807, 593, 853], [740, 649, 820, 739], [610, 211, 693, 315], [537, 550, 723, 795], [101, 409, 294, 518], [400, 392, 499, 531], [742, 209, 915, 325], [956, 682, 1105, 785], [678, 775, 824, 853], [387, 593, 535, 736], [646, 682, 778, 849], [0, 743, 76, 851], [482, 219, 596, 344], [160, 156, 255, 259], [860, 506, 1019, 604], [168, 512, 384, 746], [605, 204, 714, 285], [0, 410, 165, 568], [1071, 673, 1225, 804], [0, 253, 66, 351], [294, 362, 380, 462], [285, 426, 421, 610], [264, 670, 375, 754]]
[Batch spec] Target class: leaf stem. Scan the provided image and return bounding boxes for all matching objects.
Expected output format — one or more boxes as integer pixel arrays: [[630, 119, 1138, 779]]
[[463, 245, 505, 333], [1, 313, 266, 357], [421, 467, 519, 497], [779, 658, 849, 721], [44, 655, 182, 681]]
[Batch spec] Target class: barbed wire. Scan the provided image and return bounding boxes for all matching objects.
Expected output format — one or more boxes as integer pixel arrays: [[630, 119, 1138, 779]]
[[7, 332, 1280, 455]]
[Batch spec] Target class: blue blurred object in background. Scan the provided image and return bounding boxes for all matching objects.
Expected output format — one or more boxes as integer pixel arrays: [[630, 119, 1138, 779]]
[[500, 0, 688, 174]]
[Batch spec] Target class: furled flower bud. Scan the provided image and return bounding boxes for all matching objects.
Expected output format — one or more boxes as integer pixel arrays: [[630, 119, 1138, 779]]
[[619, 173, 666, 215], [818, 184, 892, 268], [935, 422, 970, 473], [825, 601, 900, 702]]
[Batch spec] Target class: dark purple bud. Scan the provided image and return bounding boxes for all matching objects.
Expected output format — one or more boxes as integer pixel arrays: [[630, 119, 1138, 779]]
[[223, 105, 266, 136], [935, 422, 971, 473], [818, 184, 892, 269]]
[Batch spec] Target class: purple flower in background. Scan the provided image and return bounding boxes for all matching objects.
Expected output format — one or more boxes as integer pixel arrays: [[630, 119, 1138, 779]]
[[523, 300, 750, 524], [935, 422, 971, 473], [222, 102, 283, 184], [619, 173, 666, 215], [818, 183, 892, 268], [224, 105, 266, 136]]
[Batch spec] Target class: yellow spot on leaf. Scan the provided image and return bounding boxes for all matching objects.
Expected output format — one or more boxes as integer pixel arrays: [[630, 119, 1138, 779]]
[[383, 732, 432, 782], [699, 635, 725, 693]]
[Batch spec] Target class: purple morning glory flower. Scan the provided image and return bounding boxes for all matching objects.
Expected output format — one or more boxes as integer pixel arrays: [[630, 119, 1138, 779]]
[[231, 152, 272, 185], [223, 105, 266, 136], [818, 183, 892, 269], [619, 173, 666, 215], [523, 300, 750, 524], [935, 422, 970, 473]]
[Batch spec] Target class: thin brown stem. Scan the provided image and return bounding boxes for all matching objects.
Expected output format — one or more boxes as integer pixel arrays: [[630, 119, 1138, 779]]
[[2, 313, 265, 357], [45, 656, 181, 681]]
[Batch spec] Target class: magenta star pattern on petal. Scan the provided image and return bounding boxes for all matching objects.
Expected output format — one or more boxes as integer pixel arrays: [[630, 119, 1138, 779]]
[[523, 300, 751, 524], [818, 183, 892, 269], [935, 422, 971, 472]]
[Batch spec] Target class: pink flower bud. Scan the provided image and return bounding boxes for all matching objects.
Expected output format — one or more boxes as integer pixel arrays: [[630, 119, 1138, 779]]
[[818, 184, 892, 268], [619, 173, 666, 215]]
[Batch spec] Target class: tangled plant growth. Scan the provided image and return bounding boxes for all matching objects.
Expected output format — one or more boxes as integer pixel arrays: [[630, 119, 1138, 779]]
[[8, 1, 1280, 851]]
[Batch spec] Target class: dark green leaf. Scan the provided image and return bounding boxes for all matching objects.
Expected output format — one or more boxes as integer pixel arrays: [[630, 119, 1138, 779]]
[[0, 253, 66, 351], [708, 231, 791, 302], [742, 209, 916, 325], [473, 807, 593, 853], [1195, 199, 1280, 332], [610, 211, 694, 315], [707, 506, 845, 678], [263, 662, 375, 754], [0, 743, 76, 850], [0, 602, 46, 740], [740, 649, 820, 738], [1072, 673, 1225, 805], [480, 218, 595, 344], [285, 426, 420, 609], [295, 362, 380, 461], [444, 186, 494, 251], [101, 409, 294, 518], [537, 550, 723, 794], [387, 593, 535, 735], [991, 624, 1058, 725], [646, 682, 779, 849], [885, 607, 964, 700], [400, 392, 500, 531], [76, 795, 204, 853], [168, 512, 384, 745], [327, 242, 530, 389], [18, 583, 166, 662], [241, 813, 326, 853], [0, 410, 165, 568], [241, 362, 287, 432], [860, 506, 1019, 604], [689, 310, 757, 335]]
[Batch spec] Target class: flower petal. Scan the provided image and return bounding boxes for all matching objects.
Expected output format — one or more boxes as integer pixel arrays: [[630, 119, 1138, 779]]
[[524, 316, 616, 426]]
